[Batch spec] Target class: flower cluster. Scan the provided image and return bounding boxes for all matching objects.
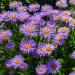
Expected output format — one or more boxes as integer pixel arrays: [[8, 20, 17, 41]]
[[0, 1, 75, 75]]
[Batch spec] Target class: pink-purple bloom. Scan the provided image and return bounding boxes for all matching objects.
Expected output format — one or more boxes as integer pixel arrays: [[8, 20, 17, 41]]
[[36, 64, 47, 75], [5, 42, 14, 50], [72, 51, 75, 59], [19, 24, 37, 37], [0, 30, 12, 42], [28, 3, 40, 12], [56, 0, 68, 8], [20, 39, 36, 53], [69, 71, 75, 75], [6, 55, 28, 69], [9, 1, 22, 9], [40, 26, 54, 38], [47, 59, 61, 74]]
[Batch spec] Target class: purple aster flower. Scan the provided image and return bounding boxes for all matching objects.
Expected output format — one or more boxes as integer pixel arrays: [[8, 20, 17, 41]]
[[72, 51, 75, 59], [10, 55, 24, 68], [40, 26, 54, 38], [52, 33, 65, 45], [47, 59, 61, 74], [6, 59, 13, 68], [57, 27, 70, 38], [6, 55, 28, 69], [36, 43, 46, 56], [8, 11, 18, 22], [9, 1, 22, 9], [56, 0, 68, 8], [69, 71, 75, 75], [62, 11, 71, 16], [62, 15, 72, 22], [69, 0, 75, 5], [36, 64, 47, 75], [17, 6, 27, 12], [5, 42, 14, 50], [45, 44, 55, 56], [18, 62, 28, 69], [19, 24, 37, 37], [28, 3, 40, 12], [20, 39, 36, 53], [41, 4, 53, 12], [2, 11, 9, 22], [18, 12, 29, 21], [53, 13, 63, 21], [0, 30, 12, 41], [69, 19, 75, 29], [47, 20, 56, 28]]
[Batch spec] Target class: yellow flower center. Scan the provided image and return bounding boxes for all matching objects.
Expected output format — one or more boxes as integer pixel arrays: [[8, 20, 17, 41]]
[[64, 17, 69, 21], [40, 47, 45, 52], [10, 14, 16, 19], [46, 46, 51, 52], [39, 68, 44, 72], [44, 29, 50, 34], [19, 7, 24, 11], [3, 13, 7, 17], [31, 5, 36, 9], [73, 21, 75, 25], [1, 32, 7, 37], [13, 2, 18, 6], [61, 29, 66, 33], [30, 21, 35, 26], [15, 59, 20, 64], [58, 15, 62, 18], [55, 37, 60, 41], [28, 28, 34, 33], [50, 22, 53, 25], [25, 43, 31, 49], [44, 7, 48, 10]]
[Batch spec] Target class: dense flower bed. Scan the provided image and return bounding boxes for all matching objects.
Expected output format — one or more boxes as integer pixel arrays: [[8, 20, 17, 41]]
[[0, 0, 75, 75]]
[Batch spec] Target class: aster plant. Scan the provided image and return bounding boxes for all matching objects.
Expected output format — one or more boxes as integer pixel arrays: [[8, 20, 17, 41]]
[[0, 0, 75, 75]]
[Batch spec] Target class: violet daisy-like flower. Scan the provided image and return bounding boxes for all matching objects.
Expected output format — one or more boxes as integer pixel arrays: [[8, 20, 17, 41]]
[[52, 33, 65, 45], [62, 15, 72, 22], [57, 27, 70, 38], [0, 30, 12, 41], [45, 44, 55, 56], [41, 4, 53, 12], [10, 55, 24, 68], [19, 24, 37, 37], [69, 71, 75, 75], [9, 1, 22, 9], [56, 0, 68, 8], [36, 43, 46, 56], [69, 0, 75, 5], [69, 19, 75, 29], [28, 3, 40, 12], [5, 42, 14, 50], [6, 55, 28, 69], [6, 59, 13, 68], [47, 59, 61, 74], [47, 20, 56, 28], [20, 39, 36, 53], [36, 64, 47, 75], [2, 11, 9, 22], [18, 12, 29, 21], [72, 51, 75, 59], [17, 6, 27, 12], [8, 11, 18, 22], [40, 26, 54, 38]]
